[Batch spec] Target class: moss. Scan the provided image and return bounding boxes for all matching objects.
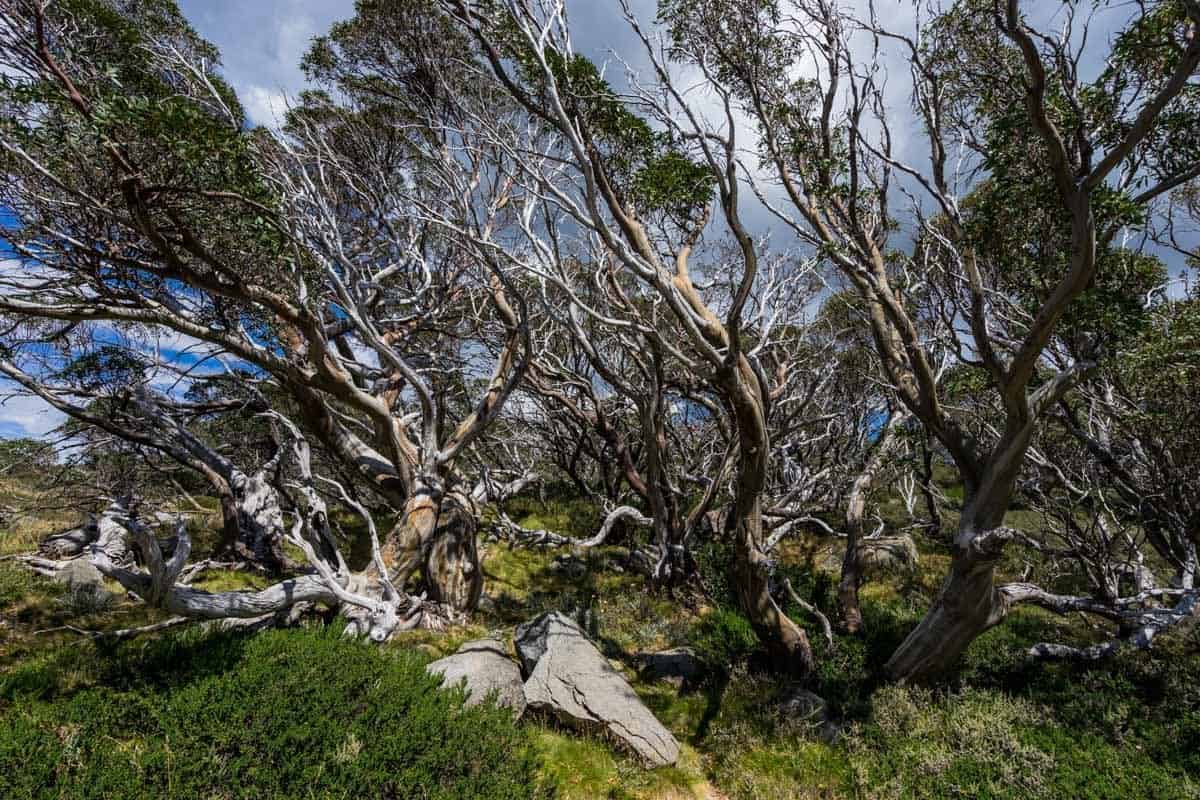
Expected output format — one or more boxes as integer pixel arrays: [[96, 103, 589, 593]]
[[184, 568, 270, 593]]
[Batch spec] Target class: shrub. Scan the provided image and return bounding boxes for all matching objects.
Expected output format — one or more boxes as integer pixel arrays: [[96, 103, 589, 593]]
[[693, 536, 736, 609], [811, 597, 922, 719], [55, 582, 115, 616], [690, 607, 759, 675], [0, 625, 553, 800], [846, 685, 1055, 799]]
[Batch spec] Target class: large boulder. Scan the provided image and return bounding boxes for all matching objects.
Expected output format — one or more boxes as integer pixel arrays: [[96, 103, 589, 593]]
[[427, 638, 527, 718], [515, 612, 680, 768], [855, 534, 919, 577]]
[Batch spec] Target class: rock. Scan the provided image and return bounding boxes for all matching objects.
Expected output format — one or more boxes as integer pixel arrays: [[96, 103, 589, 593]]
[[775, 687, 840, 743], [515, 612, 680, 768], [855, 534, 919, 577], [53, 558, 114, 613], [776, 687, 827, 721], [427, 638, 526, 718], [550, 553, 588, 579], [636, 647, 703, 688]]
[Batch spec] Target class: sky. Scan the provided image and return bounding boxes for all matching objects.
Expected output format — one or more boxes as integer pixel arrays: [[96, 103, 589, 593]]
[[0, 1, 1194, 439]]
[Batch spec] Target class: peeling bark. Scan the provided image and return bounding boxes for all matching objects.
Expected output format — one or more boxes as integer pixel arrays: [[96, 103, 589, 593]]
[[387, 481, 482, 612]]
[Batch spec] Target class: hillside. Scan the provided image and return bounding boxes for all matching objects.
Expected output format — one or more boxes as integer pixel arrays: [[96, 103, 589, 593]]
[[2, 481, 1197, 800]]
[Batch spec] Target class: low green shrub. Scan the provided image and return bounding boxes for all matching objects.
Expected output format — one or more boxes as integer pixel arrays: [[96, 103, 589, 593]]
[[690, 607, 759, 675], [693, 536, 736, 609], [810, 598, 922, 719], [0, 625, 553, 800], [844, 681, 1199, 800]]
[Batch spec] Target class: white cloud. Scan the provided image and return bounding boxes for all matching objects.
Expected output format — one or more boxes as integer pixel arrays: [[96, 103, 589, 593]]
[[240, 85, 291, 128], [0, 391, 65, 439]]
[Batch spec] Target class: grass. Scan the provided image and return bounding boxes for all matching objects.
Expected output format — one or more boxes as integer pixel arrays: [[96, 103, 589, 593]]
[[2, 483, 1198, 798]]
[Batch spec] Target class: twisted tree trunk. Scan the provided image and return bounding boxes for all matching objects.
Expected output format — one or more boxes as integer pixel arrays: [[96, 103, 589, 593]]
[[387, 478, 482, 612], [723, 357, 814, 677], [885, 494, 1015, 681]]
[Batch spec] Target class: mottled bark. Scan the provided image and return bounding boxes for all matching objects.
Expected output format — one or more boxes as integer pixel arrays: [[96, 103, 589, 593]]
[[227, 470, 290, 573], [387, 479, 482, 612]]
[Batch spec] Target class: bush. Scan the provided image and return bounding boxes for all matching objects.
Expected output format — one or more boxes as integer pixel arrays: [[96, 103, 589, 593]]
[[690, 607, 759, 675], [844, 682, 1199, 800], [811, 598, 922, 719], [693, 536, 736, 609], [846, 685, 1054, 800], [0, 625, 553, 800]]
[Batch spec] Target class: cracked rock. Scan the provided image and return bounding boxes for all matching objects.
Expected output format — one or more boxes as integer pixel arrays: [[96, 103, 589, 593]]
[[427, 638, 527, 718], [515, 611, 680, 768]]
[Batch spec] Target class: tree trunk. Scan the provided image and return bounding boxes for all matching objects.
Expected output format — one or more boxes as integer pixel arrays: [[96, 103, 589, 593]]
[[386, 479, 482, 612], [425, 490, 483, 610], [228, 471, 290, 574], [197, 462, 288, 574], [723, 356, 814, 677], [884, 553, 1002, 680], [839, 409, 905, 633], [215, 486, 241, 554], [731, 496, 815, 677], [919, 435, 943, 536], [885, 503, 1013, 682]]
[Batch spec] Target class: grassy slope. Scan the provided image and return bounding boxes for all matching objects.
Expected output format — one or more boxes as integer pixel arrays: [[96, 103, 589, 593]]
[[1, 480, 1198, 799]]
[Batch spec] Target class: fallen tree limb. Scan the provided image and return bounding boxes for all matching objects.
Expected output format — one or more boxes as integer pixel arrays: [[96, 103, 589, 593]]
[[1001, 583, 1200, 662], [494, 505, 653, 549], [36, 616, 192, 641]]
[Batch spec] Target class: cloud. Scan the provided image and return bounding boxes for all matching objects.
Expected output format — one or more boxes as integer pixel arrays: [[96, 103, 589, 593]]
[[240, 86, 290, 127], [0, 390, 65, 439], [178, 0, 354, 126]]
